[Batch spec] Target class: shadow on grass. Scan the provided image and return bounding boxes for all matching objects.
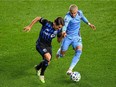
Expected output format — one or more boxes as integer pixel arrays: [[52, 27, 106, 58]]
[[51, 75, 93, 87]]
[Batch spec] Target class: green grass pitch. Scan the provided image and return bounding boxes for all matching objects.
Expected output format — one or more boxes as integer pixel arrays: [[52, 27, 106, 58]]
[[0, 0, 116, 87]]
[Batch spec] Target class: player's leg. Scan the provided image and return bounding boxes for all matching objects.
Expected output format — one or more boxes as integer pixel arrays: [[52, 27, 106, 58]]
[[41, 53, 51, 75], [56, 38, 65, 58], [35, 44, 45, 76], [56, 37, 72, 58], [56, 47, 61, 58], [39, 52, 51, 83], [67, 38, 82, 75], [35, 43, 51, 83], [39, 47, 52, 83]]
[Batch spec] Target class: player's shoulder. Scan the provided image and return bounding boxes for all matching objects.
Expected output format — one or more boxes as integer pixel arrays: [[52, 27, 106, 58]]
[[40, 18, 47, 22], [78, 10, 83, 14], [65, 12, 70, 17], [65, 12, 71, 19], [78, 10, 83, 12], [77, 10, 84, 17], [40, 18, 52, 26]]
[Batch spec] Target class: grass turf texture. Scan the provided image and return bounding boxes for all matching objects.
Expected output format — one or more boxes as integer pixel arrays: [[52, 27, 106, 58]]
[[0, 0, 116, 87]]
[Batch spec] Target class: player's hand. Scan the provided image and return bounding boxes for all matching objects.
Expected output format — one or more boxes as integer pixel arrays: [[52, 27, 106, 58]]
[[89, 24, 96, 30], [62, 32, 67, 37], [23, 26, 31, 32]]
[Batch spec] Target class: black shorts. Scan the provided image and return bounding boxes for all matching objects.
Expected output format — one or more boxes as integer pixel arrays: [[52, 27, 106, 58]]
[[36, 42, 52, 59]]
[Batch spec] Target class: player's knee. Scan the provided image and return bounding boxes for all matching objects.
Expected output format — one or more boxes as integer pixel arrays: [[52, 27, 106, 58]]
[[44, 53, 51, 61]]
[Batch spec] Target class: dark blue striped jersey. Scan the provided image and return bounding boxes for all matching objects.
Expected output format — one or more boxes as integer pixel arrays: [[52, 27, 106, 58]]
[[37, 18, 62, 46]]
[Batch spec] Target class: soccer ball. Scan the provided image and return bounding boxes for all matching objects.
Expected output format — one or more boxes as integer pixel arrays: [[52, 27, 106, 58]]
[[70, 71, 81, 82]]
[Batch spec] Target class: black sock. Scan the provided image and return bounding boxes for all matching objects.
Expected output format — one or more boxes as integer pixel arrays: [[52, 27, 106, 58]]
[[40, 59, 49, 75], [35, 61, 43, 70]]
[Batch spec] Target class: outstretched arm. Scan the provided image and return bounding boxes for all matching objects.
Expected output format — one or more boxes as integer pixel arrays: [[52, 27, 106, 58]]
[[81, 16, 96, 30], [80, 10, 96, 30], [24, 17, 41, 32]]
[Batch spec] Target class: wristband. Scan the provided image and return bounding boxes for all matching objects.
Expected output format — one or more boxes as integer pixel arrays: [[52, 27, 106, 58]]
[[88, 22, 91, 26]]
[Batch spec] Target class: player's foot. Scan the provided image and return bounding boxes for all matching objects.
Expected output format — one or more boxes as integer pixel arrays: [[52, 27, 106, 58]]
[[37, 70, 41, 76], [66, 69, 73, 75], [39, 75, 45, 83], [56, 48, 61, 59], [34, 65, 41, 76], [56, 53, 64, 59], [56, 54, 60, 59]]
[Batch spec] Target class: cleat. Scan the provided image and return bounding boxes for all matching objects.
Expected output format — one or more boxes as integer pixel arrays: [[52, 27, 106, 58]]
[[56, 48, 61, 59], [66, 69, 73, 75], [34, 65, 41, 76], [37, 70, 41, 76], [39, 75, 45, 83], [56, 54, 60, 59], [56, 53, 64, 59]]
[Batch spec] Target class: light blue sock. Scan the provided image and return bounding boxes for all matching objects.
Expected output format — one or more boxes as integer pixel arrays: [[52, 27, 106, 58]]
[[69, 50, 82, 70]]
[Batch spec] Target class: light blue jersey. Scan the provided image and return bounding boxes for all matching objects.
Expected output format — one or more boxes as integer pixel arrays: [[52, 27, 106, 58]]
[[57, 9, 91, 72], [61, 10, 89, 51], [63, 10, 88, 39]]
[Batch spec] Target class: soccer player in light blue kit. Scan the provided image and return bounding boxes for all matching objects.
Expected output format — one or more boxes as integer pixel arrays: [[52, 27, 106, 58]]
[[56, 4, 96, 75]]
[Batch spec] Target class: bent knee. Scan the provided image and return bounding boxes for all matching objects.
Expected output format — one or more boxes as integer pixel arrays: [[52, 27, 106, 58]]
[[44, 53, 51, 62], [75, 45, 82, 51]]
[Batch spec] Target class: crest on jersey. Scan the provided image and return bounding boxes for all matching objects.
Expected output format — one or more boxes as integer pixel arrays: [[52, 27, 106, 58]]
[[51, 34, 56, 38], [50, 31, 57, 38], [43, 48, 47, 52]]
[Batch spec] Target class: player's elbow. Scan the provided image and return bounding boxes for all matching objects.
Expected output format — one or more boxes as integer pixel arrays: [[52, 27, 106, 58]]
[[36, 17, 41, 21]]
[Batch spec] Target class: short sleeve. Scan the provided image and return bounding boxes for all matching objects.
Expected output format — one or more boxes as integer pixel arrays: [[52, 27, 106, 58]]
[[39, 18, 48, 25]]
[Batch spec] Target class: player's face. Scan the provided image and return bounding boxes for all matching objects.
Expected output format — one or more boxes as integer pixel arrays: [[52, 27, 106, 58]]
[[53, 23, 63, 30], [70, 9, 78, 18]]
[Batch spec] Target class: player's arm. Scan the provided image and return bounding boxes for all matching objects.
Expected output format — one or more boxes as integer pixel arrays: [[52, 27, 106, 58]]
[[57, 36, 63, 43], [57, 32, 66, 43], [80, 10, 96, 30], [57, 29, 63, 43], [61, 15, 69, 37], [24, 17, 41, 32]]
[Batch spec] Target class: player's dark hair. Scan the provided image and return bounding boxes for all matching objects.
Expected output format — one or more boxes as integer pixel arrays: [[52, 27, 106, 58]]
[[54, 17, 64, 26]]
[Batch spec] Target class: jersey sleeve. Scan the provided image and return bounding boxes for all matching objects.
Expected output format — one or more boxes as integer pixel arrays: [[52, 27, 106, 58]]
[[79, 10, 89, 24], [39, 18, 48, 25], [62, 13, 70, 32]]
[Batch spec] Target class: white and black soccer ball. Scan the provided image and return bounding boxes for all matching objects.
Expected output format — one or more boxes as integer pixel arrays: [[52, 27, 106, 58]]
[[70, 71, 81, 82]]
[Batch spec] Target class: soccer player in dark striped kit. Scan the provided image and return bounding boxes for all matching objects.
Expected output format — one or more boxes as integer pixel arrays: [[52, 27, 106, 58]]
[[24, 17, 64, 83]]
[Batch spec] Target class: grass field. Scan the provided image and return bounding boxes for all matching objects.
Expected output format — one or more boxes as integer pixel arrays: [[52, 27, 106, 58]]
[[0, 0, 116, 87]]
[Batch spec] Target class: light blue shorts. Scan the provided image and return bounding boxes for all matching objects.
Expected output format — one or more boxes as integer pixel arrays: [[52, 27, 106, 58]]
[[61, 36, 82, 51]]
